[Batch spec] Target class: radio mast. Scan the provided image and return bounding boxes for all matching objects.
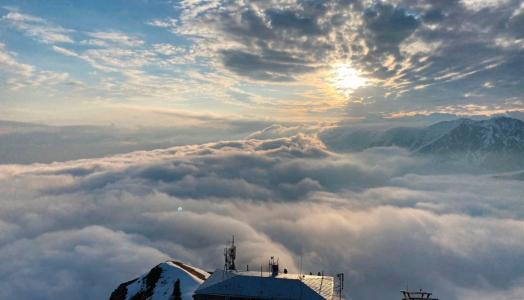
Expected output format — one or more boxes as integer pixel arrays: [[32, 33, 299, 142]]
[[224, 236, 236, 271]]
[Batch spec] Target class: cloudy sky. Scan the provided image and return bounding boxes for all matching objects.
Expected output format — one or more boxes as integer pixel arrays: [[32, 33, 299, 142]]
[[1, 0, 523, 125], [1, 1, 524, 300]]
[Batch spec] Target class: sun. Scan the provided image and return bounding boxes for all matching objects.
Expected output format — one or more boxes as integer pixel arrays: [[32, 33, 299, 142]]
[[330, 63, 367, 96]]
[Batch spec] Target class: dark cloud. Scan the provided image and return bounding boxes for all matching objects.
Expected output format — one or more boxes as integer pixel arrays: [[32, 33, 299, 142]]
[[222, 49, 315, 81], [422, 8, 445, 23], [362, 2, 420, 56], [176, 0, 347, 81], [266, 8, 325, 36], [172, 0, 524, 116]]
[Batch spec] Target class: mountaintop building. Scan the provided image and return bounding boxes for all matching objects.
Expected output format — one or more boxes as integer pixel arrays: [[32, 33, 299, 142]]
[[193, 238, 335, 300], [193, 238, 439, 300], [193, 268, 334, 300]]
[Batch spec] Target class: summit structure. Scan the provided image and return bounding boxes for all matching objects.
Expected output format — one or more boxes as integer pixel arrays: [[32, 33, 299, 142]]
[[193, 239, 335, 300]]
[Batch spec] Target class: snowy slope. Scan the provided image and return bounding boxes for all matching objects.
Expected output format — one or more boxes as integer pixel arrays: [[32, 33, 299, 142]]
[[109, 261, 210, 300], [417, 117, 524, 154], [416, 117, 524, 170], [319, 118, 467, 152], [320, 116, 524, 171]]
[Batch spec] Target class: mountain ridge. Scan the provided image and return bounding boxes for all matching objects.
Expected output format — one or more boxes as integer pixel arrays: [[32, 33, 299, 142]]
[[320, 116, 524, 171]]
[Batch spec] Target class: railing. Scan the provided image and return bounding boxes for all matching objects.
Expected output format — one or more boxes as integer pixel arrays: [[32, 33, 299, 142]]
[[401, 290, 438, 300]]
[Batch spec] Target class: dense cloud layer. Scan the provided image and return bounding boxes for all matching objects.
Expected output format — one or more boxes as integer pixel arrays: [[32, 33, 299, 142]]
[[0, 118, 271, 164], [0, 133, 523, 300]]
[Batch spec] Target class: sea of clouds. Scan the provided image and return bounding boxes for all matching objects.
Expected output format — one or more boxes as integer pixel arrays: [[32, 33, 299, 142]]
[[0, 132, 523, 300]]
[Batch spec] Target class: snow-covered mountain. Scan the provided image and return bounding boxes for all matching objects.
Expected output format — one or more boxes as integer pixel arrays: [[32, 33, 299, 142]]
[[320, 118, 471, 152], [320, 116, 524, 171], [109, 261, 210, 300], [417, 117, 524, 153], [417, 117, 524, 170]]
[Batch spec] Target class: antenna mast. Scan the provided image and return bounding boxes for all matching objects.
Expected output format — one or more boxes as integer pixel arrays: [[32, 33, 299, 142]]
[[224, 235, 236, 271], [335, 273, 344, 300]]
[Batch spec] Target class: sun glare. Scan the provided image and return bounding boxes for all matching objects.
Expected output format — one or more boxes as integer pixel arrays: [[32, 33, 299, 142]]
[[331, 63, 367, 96]]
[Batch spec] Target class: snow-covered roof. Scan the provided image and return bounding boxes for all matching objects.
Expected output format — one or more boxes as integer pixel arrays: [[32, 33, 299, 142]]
[[194, 269, 334, 300]]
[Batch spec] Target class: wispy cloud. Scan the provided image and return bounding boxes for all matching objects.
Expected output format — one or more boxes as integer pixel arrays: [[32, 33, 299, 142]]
[[2, 10, 73, 44], [0, 42, 34, 78], [0, 43, 77, 90], [87, 31, 144, 47]]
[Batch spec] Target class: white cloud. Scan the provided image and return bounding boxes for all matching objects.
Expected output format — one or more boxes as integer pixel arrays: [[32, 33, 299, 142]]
[[51, 45, 79, 58], [461, 0, 511, 11], [87, 31, 144, 47], [494, 36, 524, 49], [2, 11, 74, 44], [0, 43, 34, 78], [0, 43, 76, 90], [0, 226, 170, 300], [152, 43, 187, 56], [79, 39, 109, 47], [50, 32, 224, 102], [147, 19, 176, 28]]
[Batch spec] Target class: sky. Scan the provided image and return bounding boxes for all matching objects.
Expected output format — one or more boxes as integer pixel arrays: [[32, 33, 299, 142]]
[[1, 0, 523, 126], [1, 2, 524, 300]]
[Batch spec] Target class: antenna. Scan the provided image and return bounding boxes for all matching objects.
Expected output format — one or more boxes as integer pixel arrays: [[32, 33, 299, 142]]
[[224, 235, 236, 271], [335, 273, 344, 300], [269, 256, 279, 276], [319, 271, 324, 294], [299, 255, 303, 279]]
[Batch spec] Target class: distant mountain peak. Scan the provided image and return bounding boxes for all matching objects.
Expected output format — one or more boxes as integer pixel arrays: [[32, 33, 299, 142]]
[[320, 116, 524, 171], [419, 116, 524, 153]]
